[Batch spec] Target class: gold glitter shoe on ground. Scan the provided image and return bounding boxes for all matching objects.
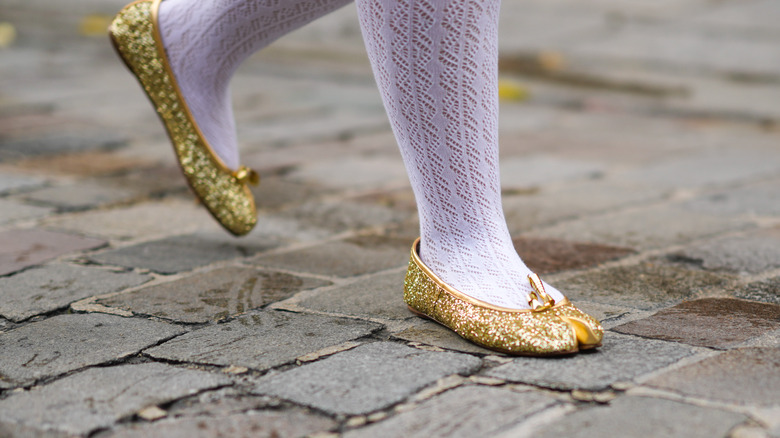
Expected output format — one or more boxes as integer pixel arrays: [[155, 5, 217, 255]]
[[404, 238, 603, 356], [109, 0, 258, 236]]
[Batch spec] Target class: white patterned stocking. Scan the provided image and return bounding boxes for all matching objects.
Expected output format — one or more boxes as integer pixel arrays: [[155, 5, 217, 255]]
[[159, 0, 566, 309], [356, 0, 565, 309]]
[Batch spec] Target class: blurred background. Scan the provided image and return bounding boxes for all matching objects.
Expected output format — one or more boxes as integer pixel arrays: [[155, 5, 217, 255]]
[[0, 0, 779, 242]]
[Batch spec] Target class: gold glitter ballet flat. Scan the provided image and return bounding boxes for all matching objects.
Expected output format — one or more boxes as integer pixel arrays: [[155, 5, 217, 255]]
[[109, 0, 258, 236], [404, 238, 603, 356]]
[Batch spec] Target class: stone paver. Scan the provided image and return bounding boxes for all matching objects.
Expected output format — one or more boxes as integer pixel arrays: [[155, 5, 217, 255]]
[[0, 171, 46, 195], [345, 386, 559, 438], [0, 313, 184, 388], [22, 182, 140, 212], [249, 176, 333, 211], [90, 233, 272, 274], [292, 270, 410, 320], [531, 396, 747, 438], [532, 203, 752, 251], [0, 363, 229, 436], [97, 267, 328, 323], [613, 298, 780, 349], [647, 347, 780, 406], [163, 390, 273, 417], [739, 277, 780, 305], [556, 260, 733, 310], [249, 234, 409, 277], [281, 200, 408, 235], [569, 23, 780, 78], [0, 134, 126, 162], [288, 155, 409, 191], [675, 227, 780, 274], [107, 409, 336, 438], [570, 301, 637, 327], [41, 199, 220, 240], [485, 332, 695, 390], [253, 342, 482, 415], [684, 179, 780, 217], [0, 199, 52, 225], [145, 311, 381, 371], [502, 179, 665, 233], [687, 0, 780, 32], [499, 156, 605, 189], [13, 149, 151, 178], [0, 229, 106, 276], [0, 264, 150, 322], [391, 320, 497, 355], [513, 237, 634, 274]]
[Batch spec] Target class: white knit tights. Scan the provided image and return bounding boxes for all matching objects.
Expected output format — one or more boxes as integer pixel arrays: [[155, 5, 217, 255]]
[[158, 0, 565, 309]]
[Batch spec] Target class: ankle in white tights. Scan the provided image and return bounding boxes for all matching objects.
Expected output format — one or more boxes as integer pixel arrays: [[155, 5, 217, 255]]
[[158, 0, 565, 309]]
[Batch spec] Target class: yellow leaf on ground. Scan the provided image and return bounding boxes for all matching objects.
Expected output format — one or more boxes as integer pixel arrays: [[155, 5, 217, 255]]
[[498, 79, 530, 101], [0, 22, 17, 48], [79, 15, 113, 37]]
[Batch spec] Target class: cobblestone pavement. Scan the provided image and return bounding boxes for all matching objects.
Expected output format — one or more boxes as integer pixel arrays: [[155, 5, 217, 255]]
[[1, 1, 779, 437]]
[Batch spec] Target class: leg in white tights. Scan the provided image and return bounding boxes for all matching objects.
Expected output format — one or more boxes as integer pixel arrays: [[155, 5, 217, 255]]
[[157, 0, 353, 170], [356, 0, 564, 309], [159, 0, 565, 309]]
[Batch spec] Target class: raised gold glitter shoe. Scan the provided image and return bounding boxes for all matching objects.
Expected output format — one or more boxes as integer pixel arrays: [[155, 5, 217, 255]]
[[109, 0, 258, 236], [404, 238, 603, 356]]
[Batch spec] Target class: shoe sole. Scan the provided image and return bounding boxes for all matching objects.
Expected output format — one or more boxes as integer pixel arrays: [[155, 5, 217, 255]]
[[406, 305, 581, 357]]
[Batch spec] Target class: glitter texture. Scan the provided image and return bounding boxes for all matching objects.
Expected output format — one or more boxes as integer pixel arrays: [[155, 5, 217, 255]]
[[109, 0, 257, 236], [404, 238, 603, 356]]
